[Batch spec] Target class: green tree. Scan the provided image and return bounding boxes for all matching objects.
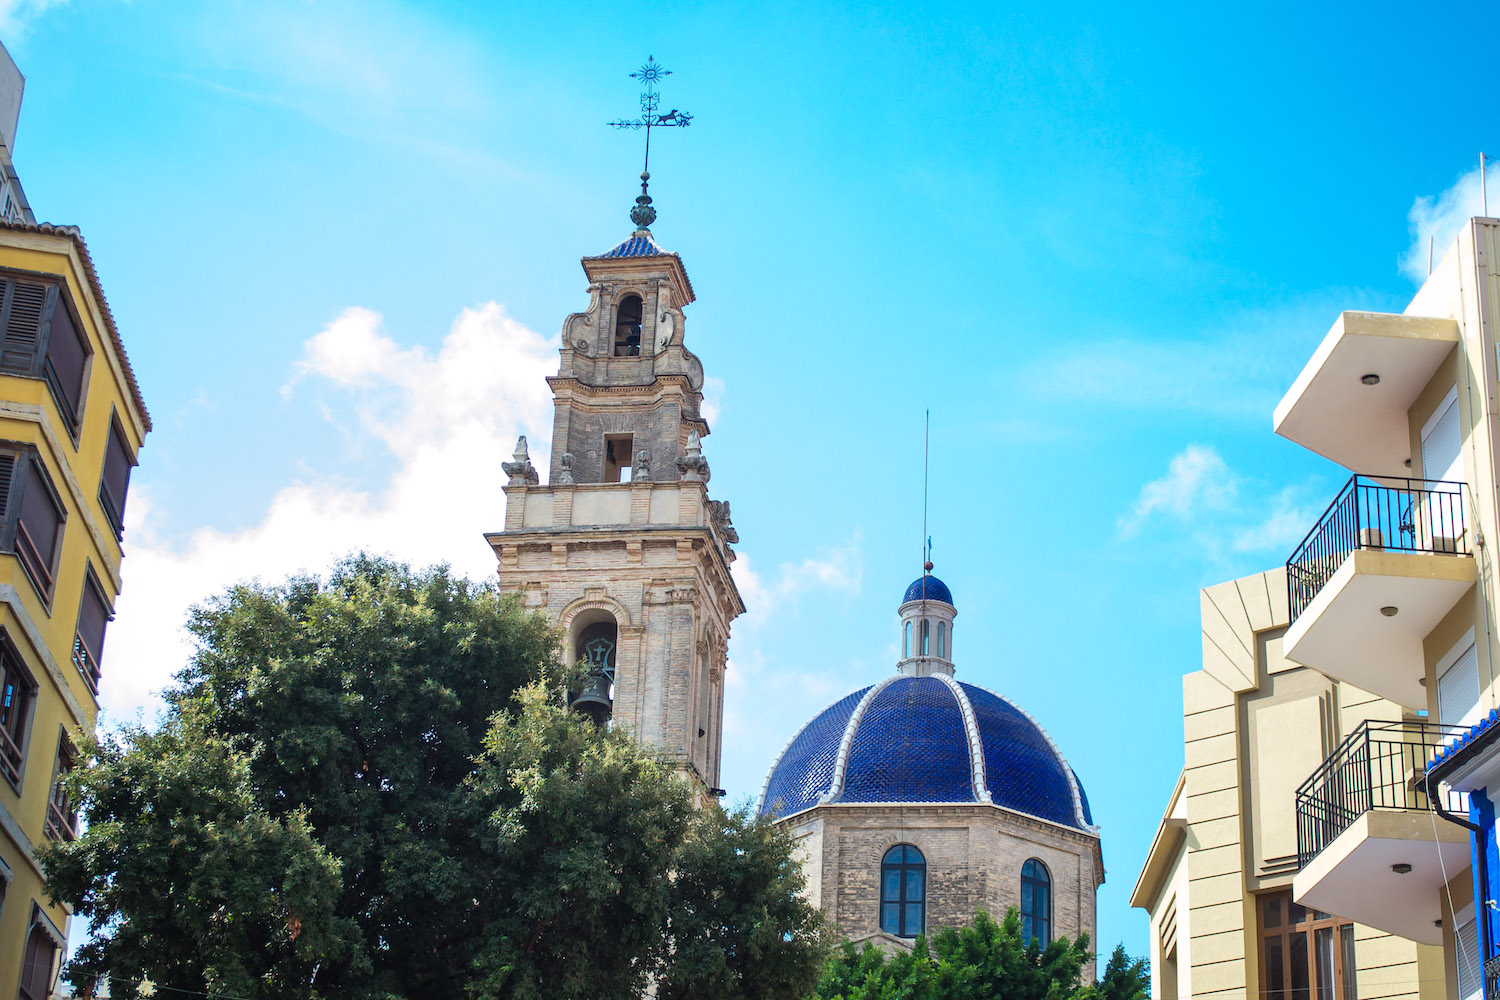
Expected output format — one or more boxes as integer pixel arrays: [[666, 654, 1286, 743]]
[[1091, 944, 1150, 1000], [657, 804, 830, 1000], [39, 555, 827, 1000], [811, 908, 1147, 1000]]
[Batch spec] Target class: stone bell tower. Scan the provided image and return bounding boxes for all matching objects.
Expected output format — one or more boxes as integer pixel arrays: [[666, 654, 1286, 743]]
[[485, 224, 744, 796]]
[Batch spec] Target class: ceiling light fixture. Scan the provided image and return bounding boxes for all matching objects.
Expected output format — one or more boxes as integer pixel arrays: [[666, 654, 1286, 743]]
[[1392, 863, 1413, 874], [1362, 373, 1381, 385], [1380, 606, 1399, 617]]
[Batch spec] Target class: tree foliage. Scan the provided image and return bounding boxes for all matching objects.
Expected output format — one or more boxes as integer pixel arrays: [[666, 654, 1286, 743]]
[[811, 909, 1148, 1000], [38, 556, 827, 1000]]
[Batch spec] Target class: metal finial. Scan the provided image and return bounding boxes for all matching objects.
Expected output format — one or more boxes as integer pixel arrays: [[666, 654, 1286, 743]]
[[608, 57, 693, 230]]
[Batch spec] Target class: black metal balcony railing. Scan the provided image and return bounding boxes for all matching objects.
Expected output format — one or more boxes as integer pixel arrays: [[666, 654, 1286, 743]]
[[1486, 955, 1500, 1000], [1286, 475, 1468, 623], [1296, 720, 1468, 869]]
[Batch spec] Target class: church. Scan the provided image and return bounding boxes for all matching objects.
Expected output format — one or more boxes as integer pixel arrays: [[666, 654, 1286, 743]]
[[485, 68, 1103, 957]]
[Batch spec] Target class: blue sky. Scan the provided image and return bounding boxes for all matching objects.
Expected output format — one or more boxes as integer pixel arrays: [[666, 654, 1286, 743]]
[[8, 0, 1500, 960]]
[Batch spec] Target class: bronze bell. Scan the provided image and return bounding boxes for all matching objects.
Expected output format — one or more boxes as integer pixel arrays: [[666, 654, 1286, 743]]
[[570, 670, 613, 726]]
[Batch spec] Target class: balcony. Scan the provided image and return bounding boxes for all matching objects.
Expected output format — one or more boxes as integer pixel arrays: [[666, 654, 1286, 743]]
[[1284, 475, 1474, 707], [1274, 311, 1460, 476], [1293, 721, 1470, 945]]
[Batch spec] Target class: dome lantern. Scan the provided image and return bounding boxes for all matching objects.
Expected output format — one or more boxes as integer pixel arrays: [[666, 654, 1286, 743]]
[[898, 568, 957, 678]]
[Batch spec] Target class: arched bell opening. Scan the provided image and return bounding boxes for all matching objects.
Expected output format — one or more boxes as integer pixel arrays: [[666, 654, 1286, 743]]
[[570, 614, 619, 726], [613, 294, 644, 357]]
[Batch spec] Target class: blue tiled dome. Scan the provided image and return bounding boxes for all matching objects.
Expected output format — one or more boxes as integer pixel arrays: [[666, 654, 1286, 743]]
[[758, 675, 1093, 830], [903, 574, 954, 607]]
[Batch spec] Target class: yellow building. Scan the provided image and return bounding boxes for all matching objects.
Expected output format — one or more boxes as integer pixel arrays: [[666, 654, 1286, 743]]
[[1131, 568, 1444, 1000], [0, 222, 149, 998]]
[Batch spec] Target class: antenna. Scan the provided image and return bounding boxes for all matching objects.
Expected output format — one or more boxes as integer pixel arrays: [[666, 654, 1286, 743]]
[[1484, 152, 1491, 218], [922, 409, 931, 574]]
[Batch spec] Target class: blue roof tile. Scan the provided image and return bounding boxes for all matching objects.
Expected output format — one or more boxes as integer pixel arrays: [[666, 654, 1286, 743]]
[[842, 677, 974, 803], [760, 687, 869, 819], [903, 575, 954, 607]]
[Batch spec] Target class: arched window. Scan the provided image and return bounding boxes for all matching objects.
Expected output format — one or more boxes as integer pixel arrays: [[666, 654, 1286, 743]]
[[937, 622, 946, 658], [614, 295, 644, 356], [881, 844, 925, 938], [920, 620, 930, 655], [903, 621, 911, 658], [1021, 859, 1051, 945]]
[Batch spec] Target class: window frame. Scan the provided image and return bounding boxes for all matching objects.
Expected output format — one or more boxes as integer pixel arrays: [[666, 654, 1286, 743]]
[[43, 730, 77, 842], [0, 631, 36, 793], [880, 843, 926, 939], [1258, 888, 1357, 1000], [73, 563, 112, 695], [613, 293, 645, 357], [97, 410, 135, 540], [7, 446, 66, 606], [1021, 858, 1052, 945], [18, 903, 64, 1000], [0, 268, 93, 443]]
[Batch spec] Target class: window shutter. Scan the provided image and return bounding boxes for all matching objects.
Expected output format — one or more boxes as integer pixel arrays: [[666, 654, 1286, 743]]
[[0, 452, 15, 522], [1, 279, 46, 374], [44, 299, 86, 425], [100, 421, 132, 533], [17, 458, 61, 588], [1439, 642, 1481, 726], [77, 577, 108, 662], [1458, 917, 1482, 1000], [18, 923, 56, 1000]]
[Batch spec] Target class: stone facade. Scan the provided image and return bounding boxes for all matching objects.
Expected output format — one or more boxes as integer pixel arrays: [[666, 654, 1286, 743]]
[[785, 803, 1101, 969], [486, 231, 742, 794]]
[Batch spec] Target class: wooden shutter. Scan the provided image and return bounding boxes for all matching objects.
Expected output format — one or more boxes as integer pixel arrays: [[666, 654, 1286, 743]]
[[100, 420, 132, 533], [17, 458, 61, 590], [0, 279, 47, 374], [78, 576, 109, 663], [0, 451, 15, 522], [18, 922, 56, 999], [44, 297, 86, 425]]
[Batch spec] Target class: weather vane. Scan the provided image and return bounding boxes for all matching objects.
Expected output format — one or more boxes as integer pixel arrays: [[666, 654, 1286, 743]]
[[608, 56, 693, 230]]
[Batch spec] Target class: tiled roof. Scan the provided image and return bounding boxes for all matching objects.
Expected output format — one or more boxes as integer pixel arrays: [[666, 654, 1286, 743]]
[[903, 574, 954, 607], [757, 675, 1094, 831], [0, 220, 151, 431], [1429, 709, 1500, 778], [591, 230, 675, 260]]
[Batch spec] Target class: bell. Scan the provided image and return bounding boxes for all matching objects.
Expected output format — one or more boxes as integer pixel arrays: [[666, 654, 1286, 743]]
[[570, 670, 613, 726]]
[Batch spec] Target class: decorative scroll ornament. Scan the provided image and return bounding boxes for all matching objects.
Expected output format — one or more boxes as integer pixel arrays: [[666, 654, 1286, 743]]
[[676, 430, 711, 482], [502, 436, 539, 487]]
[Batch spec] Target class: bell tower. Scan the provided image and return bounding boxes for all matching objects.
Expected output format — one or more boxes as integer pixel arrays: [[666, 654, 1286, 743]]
[[485, 221, 743, 795]]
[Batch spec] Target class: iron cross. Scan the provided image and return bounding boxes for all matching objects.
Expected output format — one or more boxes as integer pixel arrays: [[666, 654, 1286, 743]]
[[608, 57, 693, 228]]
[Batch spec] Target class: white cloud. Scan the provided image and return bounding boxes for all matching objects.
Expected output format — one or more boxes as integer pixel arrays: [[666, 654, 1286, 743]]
[[701, 375, 725, 429], [1403, 166, 1488, 283], [103, 303, 557, 721], [730, 536, 863, 629], [1118, 445, 1235, 539], [1231, 484, 1319, 553], [0, 0, 67, 39]]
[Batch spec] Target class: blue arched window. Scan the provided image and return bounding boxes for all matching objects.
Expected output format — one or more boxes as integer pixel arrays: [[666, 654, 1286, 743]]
[[920, 620, 930, 655], [1021, 858, 1051, 945], [903, 621, 912, 658], [881, 844, 925, 937], [937, 621, 946, 657]]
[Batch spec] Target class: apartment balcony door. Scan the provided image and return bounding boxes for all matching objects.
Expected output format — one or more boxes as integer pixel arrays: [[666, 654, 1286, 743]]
[[1259, 889, 1356, 1000]]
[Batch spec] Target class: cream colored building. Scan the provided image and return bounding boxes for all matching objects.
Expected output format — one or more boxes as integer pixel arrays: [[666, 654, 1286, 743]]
[[1131, 568, 1443, 1000], [1137, 216, 1500, 1000]]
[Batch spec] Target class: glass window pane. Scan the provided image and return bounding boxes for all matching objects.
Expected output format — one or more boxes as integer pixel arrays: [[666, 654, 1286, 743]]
[[906, 869, 924, 900], [921, 620, 930, 655], [1022, 914, 1034, 944], [1265, 937, 1286, 1000], [1264, 897, 1283, 928], [1290, 929, 1310, 1000], [1289, 901, 1306, 926], [905, 904, 922, 935], [937, 622, 946, 657], [883, 869, 900, 902], [882, 903, 899, 934], [906, 845, 923, 864], [1314, 927, 1334, 1000], [1339, 924, 1357, 1000]]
